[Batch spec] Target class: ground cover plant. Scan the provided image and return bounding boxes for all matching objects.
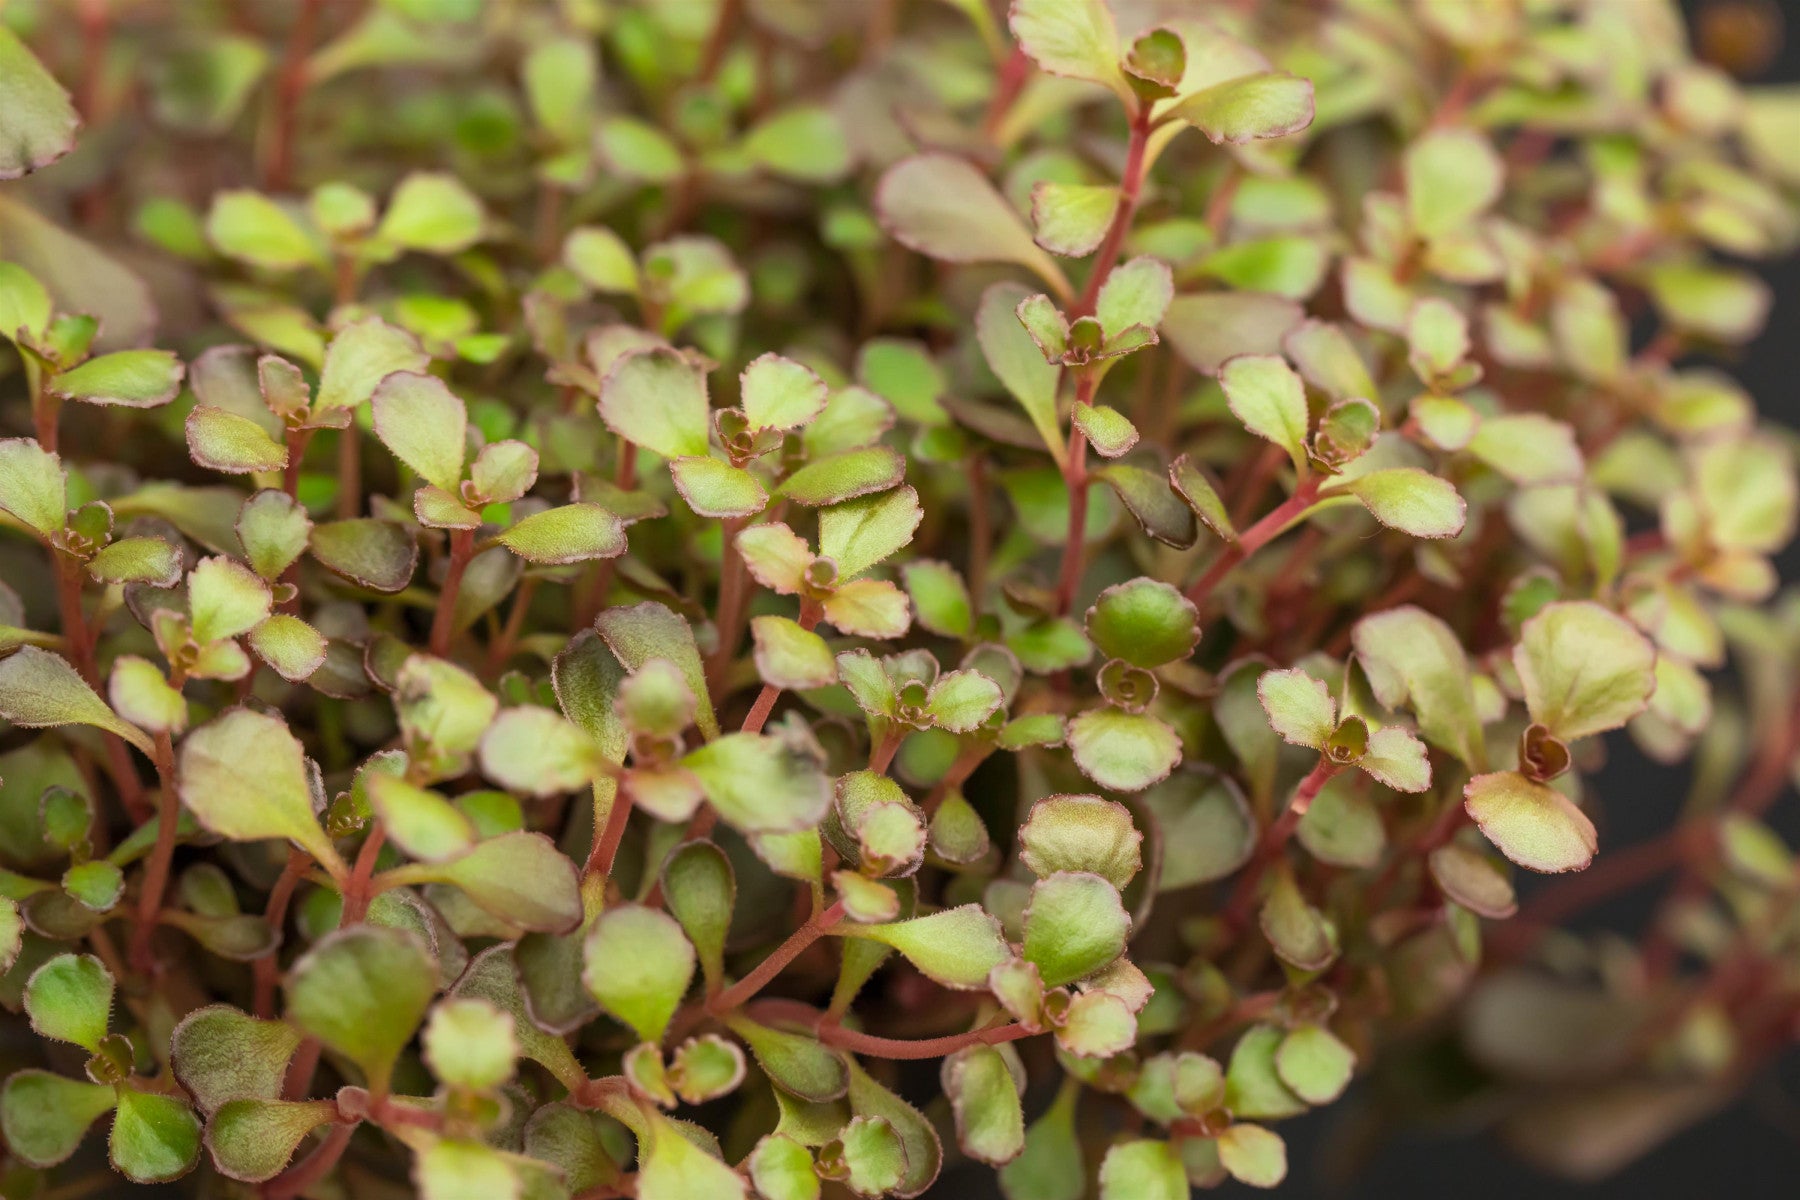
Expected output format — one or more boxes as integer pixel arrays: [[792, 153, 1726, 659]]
[[0, 0, 1798, 1196]]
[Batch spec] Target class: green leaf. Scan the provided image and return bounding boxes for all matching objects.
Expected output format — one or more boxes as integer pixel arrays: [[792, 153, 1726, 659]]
[[0, 27, 81, 178], [1220, 354, 1309, 470], [669, 1034, 746, 1104], [309, 517, 418, 592], [1009, 0, 1128, 100], [1646, 262, 1771, 343], [1019, 794, 1142, 890], [582, 905, 694, 1042], [999, 1076, 1082, 1200], [671, 457, 767, 519], [1405, 128, 1503, 239], [1068, 706, 1182, 792], [845, 1058, 941, 1197], [1360, 726, 1431, 793], [1693, 434, 1796, 554], [682, 732, 832, 833], [596, 116, 686, 184], [205, 1097, 336, 1183], [367, 774, 475, 862], [749, 1133, 820, 1200], [1224, 1024, 1306, 1119], [1515, 601, 1657, 741], [0, 437, 66, 535], [662, 841, 735, 990], [818, 485, 922, 579], [478, 709, 601, 799], [1345, 468, 1467, 538], [1274, 1023, 1354, 1104], [0, 645, 153, 755], [1260, 865, 1335, 971], [110, 1087, 200, 1184], [595, 602, 718, 740], [25, 953, 112, 1050], [185, 406, 287, 474], [564, 225, 640, 295], [901, 561, 972, 639], [728, 1016, 848, 1103], [1095, 257, 1174, 338], [877, 155, 1070, 299], [751, 616, 837, 691], [423, 996, 516, 1091], [1257, 667, 1334, 749], [1093, 464, 1197, 549], [170, 1004, 302, 1114], [1463, 771, 1596, 874], [1098, 1139, 1187, 1200], [740, 353, 828, 431], [843, 904, 1009, 990], [497, 503, 626, 564], [313, 315, 429, 412], [372, 372, 468, 492], [1467, 413, 1583, 485], [780, 446, 904, 507], [286, 925, 436, 1093], [405, 832, 583, 932], [246, 614, 327, 682], [0, 1070, 115, 1167], [378, 172, 485, 254], [1427, 841, 1517, 918], [1170, 72, 1316, 145], [977, 282, 1065, 465], [1217, 1123, 1287, 1188], [236, 490, 310, 581], [178, 707, 344, 876], [1032, 183, 1118, 257], [1022, 872, 1129, 987], [104, 654, 184, 732], [745, 105, 852, 183], [1352, 606, 1485, 770], [598, 346, 712, 460], [1084, 578, 1200, 668], [0, 262, 52, 343], [206, 191, 323, 271], [944, 1045, 1024, 1166], [924, 669, 1003, 733], [823, 1115, 906, 1197], [188, 554, 272, 643], [50, 350, 183, 410], [637, 1111, 748, 1200]]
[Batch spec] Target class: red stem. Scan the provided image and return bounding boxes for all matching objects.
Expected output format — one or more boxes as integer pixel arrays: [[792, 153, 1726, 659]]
[[253, 848, 311, 1017], [1052, 411, 1091, 618], [1223, 759, 1340, 932], [264, 1120, 354, 1200], [819, 1019, 1035, 1061], [128, 731, 180, 973], [981, 47, 1031, 141], [264, 0, 322, 191], [427, 528, 476, 656], [338, 824, 386, 927], [705, 901, 846, 1018], [1185, 477, 1321, 608], [1071, 109, 1152, 319], [868, 727, 902, 775], [584, 788, 634, 879]]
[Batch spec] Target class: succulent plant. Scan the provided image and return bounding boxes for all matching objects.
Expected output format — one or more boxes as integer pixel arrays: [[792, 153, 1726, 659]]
[[0, 0, 1797, 1196]]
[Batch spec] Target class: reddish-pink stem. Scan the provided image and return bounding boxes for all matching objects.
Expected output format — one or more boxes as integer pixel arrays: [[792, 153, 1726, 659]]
[[705, 900, 846, 1018], [428, 528, 476, 656], [1185, 477, 1321, 608]]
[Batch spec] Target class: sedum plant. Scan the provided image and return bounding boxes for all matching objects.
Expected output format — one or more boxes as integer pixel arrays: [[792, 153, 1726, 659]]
[[0, 0, 1797, 1195]]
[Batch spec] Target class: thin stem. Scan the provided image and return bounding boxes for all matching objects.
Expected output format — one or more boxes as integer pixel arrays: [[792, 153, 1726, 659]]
[[338, 824, 386, 927], [819, 1019, 1034, 1061], [264, 0, 323, 191], [253, 848, 311, 1018], [1184, 477, 1321, 608], [1071, 108, 1152, 319], [868, 726, 902, 775], [428, 528, 476, 656], [264, 1120, 354, 1200], [981, 47, 1031, 141], [1053, 392, 1093, 617], [584, 788, 634, 880], [31, 368, 61, 454], [486, 574, 539, 676], [1223, 759, 1340, 932], [695, 0, 741, 83], [128, 731, 181, 974], [706, 516, 750, 696], [705, 900, 845, 1018]]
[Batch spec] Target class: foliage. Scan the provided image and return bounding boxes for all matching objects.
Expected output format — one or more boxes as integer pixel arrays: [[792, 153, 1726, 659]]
[[0, 0, 1797, 1196]]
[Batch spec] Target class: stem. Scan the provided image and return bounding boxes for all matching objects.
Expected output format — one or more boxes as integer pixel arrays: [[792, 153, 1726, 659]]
[[1071, 109, 1152, 319], [282, 428, 310, 499], [1052, 392, 1093, 617], [696, 0, 741, 83], [740, 685, 781, 734], [338, 824, 386, 927], [705, 900, 845, 1017], [486, 574, 539, 676], [706, 516, 750, 695], [819, 1019, 1034, 1061], [1184, 477, 1321, 608], [868, 726, 902, 775], [264, 0, 323, 191], [583, 788, 634, 880], [128, 731, 180, 974], [981, 47, 1031, 141], [263, 1120, 354, 1200], [428, 528, 476, 656], [31, 368, 61, 453], [1223, 759, 1340, 931], [253, 848, 311, 1018]]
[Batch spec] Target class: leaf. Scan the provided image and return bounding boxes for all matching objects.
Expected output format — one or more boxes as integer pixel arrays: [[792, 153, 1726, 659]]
[[582, 905, 694, 1042], [285, 925, 436, 1092], [671, 457, 767, 519], [999, 1076, 1082, 1200], [1074, 403, 1138, 458], [977, 282, 1065, 464], [1095, 257, 1174, 338], [1467, 413, 1583, 485], [1068, 707, 1182, 792], [1032, 183, 1118, 257], [1170, 72, 1315, 144], [745, 105, 852, 183], [423, 996, 517, 1091], [1352, 606, 1485, 769], [0, 262, 51, 343], [0, 1070, 115, 1167], [924, 669, 1003, 733], [876, 155, 1070, 299], [1084, 578, 1200, 668], [1093, 464, 1197, 549], [902, 561, 972, 639], [206, 191, 323, 271], [564, 225, 640, 295], [595, 602, 719, 740], [1217, 1123, 1287, 1188], [1274, 1023, 1354, 1104], [741, 353, 828, 431], [1405, 128, 1503, 239], [188, 555, 272, 643], [1360, 726, 1431, 793], [748, 1133, 819, 1200], [943, 1046, 1024, 1166], [186, 406, 287, 474], [367, 774, 475, 862], [205, 1097, 336, 1183], [378, 172, 485, 254], [1022, 872, 1129, 987], [309, 518, 418, 592], [1220, 355, 1309, 469], [0, 27, 80, 178], [1163, 292, 1305, 375], [51, 350, 184, 409], [0, 438, 65, 535], [682, 733, 832, 833], [728, 1016, 848, 1103], [1019, 795, 1142, 890], [1428, 842, 1517, 919], [598, 346, 712, 460], [843, 905, 1009, 990], [818, 486, 922, 579], [497, 504, 626, 564], [780, 446, 904, 507], [170, 1005, 302, 1114], [1515, 601, 1657, 741], [1346, 468, 1467, 538], [246, 614, 327, 682], [752, 616, 838, 691], [0, 645, 153, 754], [406, 832, 583, 932], [845, 1058, 941, 1197], [313, 315, 430, 412], [109, 1088, 200, 1184], [662, 842, 735, 990], [1009, 0, 1128, 99], [25, 953, 112, 1050], [637, 1111, 748, 1200], [178, 707, 344, 876], [371, 372, 467, 492], [1257, 667, 1334, 749], [1464, 771, 1597, 873]]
